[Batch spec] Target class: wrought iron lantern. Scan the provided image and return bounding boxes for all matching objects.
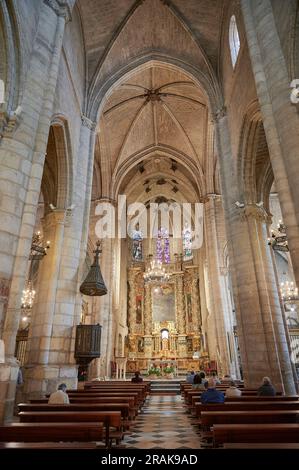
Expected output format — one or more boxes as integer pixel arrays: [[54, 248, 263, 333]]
[[79, 241, 107, 296]]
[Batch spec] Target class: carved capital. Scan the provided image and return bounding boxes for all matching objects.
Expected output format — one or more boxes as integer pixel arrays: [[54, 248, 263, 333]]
[[81, 115, 97, 131], [219, 266, 229, 276], [0, 103, 21, 139], [201, 193, 222, 203], [44, 0, 72, 22], [212, 106, 227, 122], [240, 203, 272, 224], [42, 209, 67, 229]]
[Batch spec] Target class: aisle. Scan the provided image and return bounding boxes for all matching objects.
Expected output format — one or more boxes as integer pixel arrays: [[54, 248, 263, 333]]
[[124, 395, 201, 449]]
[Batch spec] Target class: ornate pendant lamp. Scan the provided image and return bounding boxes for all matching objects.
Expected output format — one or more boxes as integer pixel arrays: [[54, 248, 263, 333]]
[[80, 241, 107, 296]]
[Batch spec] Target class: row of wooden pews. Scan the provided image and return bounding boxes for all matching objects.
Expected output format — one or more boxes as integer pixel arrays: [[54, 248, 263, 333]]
[[0, 381, 150, 449], [181, 381, 299, 448]]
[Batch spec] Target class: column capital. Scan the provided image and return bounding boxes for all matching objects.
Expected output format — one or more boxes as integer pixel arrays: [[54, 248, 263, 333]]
[[94, 197, 116, 207], [81, 114, 97, 131], [239, 203, 272, 224], [44, 0, 72, 22], [0, 104, 21, 140], [42, 208, 68, 229], [201, 193, 222, 203], [212, 106, 227, 123]]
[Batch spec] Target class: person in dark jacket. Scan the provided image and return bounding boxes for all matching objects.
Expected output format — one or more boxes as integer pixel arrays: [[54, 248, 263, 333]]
[[257, 376, 276, 396], [131, 371, 143, 383], [200, 378, 225, 403]]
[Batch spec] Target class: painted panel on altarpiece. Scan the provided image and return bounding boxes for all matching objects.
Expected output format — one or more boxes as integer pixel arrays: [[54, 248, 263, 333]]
[[152, 284, 175, 322]]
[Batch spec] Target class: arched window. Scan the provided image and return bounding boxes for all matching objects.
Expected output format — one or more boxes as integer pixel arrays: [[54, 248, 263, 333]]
[[132, 224, 143, 261], [156, 227, 170, 264], [229, 15, 240, 68], [183, 224, 193, 260]]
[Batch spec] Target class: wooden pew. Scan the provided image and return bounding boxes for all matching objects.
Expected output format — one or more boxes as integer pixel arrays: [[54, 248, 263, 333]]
[[195, 401, 299, 419], [29, 396, 137, 419], [18, 410, 122, 448], [213, 423, 299, 446], [201, 410, 299, 430], [0, 441, 97, 450], [191, 395, 298, 410], [223, 443, 299, 449], [0, 422, 103, 443], [0, 442, 98, 449], [20, 402, 135, 427]]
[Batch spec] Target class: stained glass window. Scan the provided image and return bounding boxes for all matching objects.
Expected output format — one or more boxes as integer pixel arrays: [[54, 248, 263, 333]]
[[132, 226, 143, 261], [156, 227, 170, 264], [183, 225, 193, 260]]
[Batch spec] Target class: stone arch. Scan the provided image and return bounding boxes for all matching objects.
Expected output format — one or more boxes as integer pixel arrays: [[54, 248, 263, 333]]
[[41, 117, 73, 215], [112, 146, 204, 200], [88, 57, 223, 124], [237, 101, 273, 205], [0, 0, 22, 113]]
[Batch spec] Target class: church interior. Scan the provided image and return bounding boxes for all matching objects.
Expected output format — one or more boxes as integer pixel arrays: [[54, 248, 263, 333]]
[[0, 0, 299, 452]]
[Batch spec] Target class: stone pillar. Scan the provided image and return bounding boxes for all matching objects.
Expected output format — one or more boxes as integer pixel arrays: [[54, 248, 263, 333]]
[[0, 1, 72, 422], [241, 0, 299, 288], [214, 110, 296, 393], [127, 269, 136, 335], [144, 284, 152, 336], [176, 274, 187, 357], [204, 195, 232, 377], [176, 274, 186, 334], [91, 236, 114, 379], [143, 284, 152, 359], [23, 117, 96, 399]]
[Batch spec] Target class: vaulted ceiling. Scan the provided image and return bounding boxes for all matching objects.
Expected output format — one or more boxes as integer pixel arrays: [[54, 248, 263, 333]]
[[101, 64, 207, 171], [77, 0, 226, 83], [83, 0, 223, 200]]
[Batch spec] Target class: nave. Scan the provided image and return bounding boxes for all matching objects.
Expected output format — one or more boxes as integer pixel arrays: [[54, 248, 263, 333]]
[[124, 395, 201, 449]]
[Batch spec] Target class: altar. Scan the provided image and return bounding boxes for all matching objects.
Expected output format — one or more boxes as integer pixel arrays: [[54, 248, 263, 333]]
[[125, 261, 206, 375]]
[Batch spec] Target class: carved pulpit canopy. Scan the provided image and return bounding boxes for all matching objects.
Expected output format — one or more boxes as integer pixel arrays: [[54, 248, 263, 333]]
[[80, 241, 107, 296]]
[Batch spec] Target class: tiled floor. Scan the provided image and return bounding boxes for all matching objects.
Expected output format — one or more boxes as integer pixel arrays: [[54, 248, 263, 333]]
[[124, 395, 202, 449]]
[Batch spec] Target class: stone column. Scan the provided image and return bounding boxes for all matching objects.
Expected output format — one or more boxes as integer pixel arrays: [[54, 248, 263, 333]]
[[176, 274, 187, 357], [127, 269, 136, 335], [241, 0, 299, 288], [91, 236, 114, 379], [0, 1, 72, 422], [204, 195, 233, 377], [23, 117, 97, 398], [143, 284, 152, 359], [214, 110, 296, 393]]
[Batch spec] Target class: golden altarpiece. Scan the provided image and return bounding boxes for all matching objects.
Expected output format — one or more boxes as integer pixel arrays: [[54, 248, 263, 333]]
[[126, 253, 205, 375]]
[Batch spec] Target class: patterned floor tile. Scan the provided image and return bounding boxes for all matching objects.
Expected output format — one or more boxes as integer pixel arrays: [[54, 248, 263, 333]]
[[123, 395, 202, 449]]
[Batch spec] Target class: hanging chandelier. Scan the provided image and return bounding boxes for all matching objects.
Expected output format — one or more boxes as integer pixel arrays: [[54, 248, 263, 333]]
[[280, 281, 299, 302], [268, 220, 289, 252], [21, 280, 36, 309], [143, 257, 170, 284]]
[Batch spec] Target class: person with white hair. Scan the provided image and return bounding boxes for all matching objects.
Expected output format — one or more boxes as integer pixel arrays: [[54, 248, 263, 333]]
[[200, 378, 225, 403], [257, 377, 276, 396], [48, 383, 70, 404], [225, 380, 242, 397]]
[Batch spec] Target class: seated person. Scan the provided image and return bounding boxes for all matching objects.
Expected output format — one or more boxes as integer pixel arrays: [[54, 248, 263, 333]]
[[192, 372, 207, 390], [48, 383, 70, 404], [186, 370, 195, 384], [200, 378, 225, 403], [257, 376, 276, 396], [225, 380, 242, 397], [131, 371, 143, 383], [211, 371, 221, 384]]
